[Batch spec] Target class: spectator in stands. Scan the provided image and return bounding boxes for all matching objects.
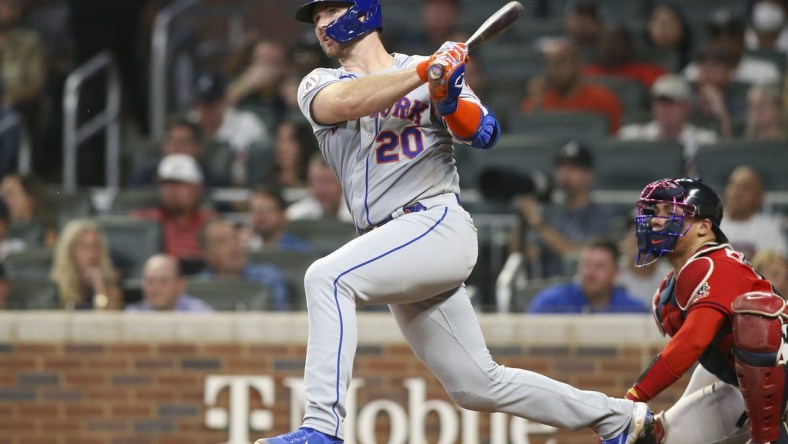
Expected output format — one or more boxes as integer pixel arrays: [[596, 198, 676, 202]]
[[618, 74, 718, 176], [200, 219, 290, 311], [684, 9, 781, 86], [691, 45, 738, 136], [125, 254, 214, 312], [563, 0, 604, 62], [189, 71, 271, 187], [130, 116, 230, 188], [133, 154, 216, 262], [224, 38, 288, 125], [510, 141, 615, 278], [398, 0, 461, 55], [50, 218, 122, 310], [745, 83, 786, 141], [745, 0, 788, 55], [272, 119, 320, 189], [615, 217, 672, 306], [242, 186, 313, 253], [0, 173, 56, 247], [0, 0, 45, 128], [527, 237, 648, 314], [0, 262, 8, 309], [0, 198, 24, 260], [720, 166, 788, 260], [642, 3, 694, 71], [0, 79, 22, 180], [583, 23, 666, 88], [752, 250, 788, 297], [521, 39, 622, 134], [287, 154, 353, 222]]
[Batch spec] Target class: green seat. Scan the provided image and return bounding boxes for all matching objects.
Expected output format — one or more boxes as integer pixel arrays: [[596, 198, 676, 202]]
[[4, 247, 53, 279], [246, 144, 274, 187], [184, 277, 271, 311], [695, 141, 788, 192], [247, 249, 321, 311], [8, 221, 45, 247], [508, 112, 610, 138], [287, 219, 358, 256], [588, 139, 684, 190], [110, 188, 161, 214], [47, 189, 93, 227], [7, 277, 60, 310], [459, 134, 567, 190], [478, 46, 544, 84], [95, 216, 163, 279]]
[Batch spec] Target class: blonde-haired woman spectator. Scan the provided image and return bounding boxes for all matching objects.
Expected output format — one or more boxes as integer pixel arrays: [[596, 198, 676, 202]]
[[51, 219, 122, 310], [753, 250, 788, 297]]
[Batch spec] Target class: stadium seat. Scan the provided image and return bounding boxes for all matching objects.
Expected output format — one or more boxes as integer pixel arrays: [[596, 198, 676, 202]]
[[587, 139, 684, 190], [6, 276, 60, 310], [48, 189, 93, 227], [95, 216, 163, 280], [287, 219, 358, 256], [247, 249, 321, 311], [508, 112, 610, 139], [8, 221, 45, 247], [458, 133, 568, 190], [695, 141, 788, 193], [246, 143, 274, 187], [4, 247, 53, 279], [110, 188, 160, 214], [185, 277, 271, 311]]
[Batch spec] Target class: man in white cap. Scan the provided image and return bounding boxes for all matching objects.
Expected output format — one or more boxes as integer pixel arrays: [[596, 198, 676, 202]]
[[618, 73, 718, 176], [132, 153, 216, 261]]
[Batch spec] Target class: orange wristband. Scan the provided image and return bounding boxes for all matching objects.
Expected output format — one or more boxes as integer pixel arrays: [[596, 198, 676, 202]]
[[443, 98, 482, 139]]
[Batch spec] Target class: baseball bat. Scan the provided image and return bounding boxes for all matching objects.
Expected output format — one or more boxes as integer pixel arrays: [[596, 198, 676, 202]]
[[427, 1, 525, 81]]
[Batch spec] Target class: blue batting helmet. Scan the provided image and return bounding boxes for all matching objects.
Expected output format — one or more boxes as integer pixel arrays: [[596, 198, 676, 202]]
[[295, 0, 383, 44]]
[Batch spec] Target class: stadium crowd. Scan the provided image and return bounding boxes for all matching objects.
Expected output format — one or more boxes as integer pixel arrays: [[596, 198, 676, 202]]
[[0, 0, 786, 313]]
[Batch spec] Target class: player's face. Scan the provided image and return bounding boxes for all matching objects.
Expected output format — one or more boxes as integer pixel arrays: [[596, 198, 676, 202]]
[[312, 4, 351, 59]]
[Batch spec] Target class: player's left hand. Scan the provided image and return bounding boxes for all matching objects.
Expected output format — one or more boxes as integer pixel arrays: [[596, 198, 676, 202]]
[[429, 56, 465, 115]]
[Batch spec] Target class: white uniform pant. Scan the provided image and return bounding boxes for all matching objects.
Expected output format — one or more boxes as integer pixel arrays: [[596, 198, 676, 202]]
[[660, 365, 748, 444], [298, 198, 634, 440]]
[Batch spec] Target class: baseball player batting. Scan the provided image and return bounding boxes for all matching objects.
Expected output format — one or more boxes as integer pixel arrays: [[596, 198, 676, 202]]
[[256, 1, 653, 443]]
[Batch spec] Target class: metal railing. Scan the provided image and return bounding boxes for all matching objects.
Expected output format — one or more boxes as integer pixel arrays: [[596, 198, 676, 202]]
[[0, 112, 31, 174], [62, 51, 122, 192], [149, 0, 200, 141]]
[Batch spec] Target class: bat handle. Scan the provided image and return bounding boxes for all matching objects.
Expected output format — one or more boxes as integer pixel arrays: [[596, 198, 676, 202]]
[[427, 63, 445, 81]]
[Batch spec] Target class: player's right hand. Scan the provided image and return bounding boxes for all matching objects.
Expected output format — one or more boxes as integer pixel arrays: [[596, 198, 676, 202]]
[[416, 41, 467, 83]]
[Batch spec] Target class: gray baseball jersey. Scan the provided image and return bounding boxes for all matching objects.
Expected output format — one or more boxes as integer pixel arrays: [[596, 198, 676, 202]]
[[287, 53, 637, 441], [298, 53, 465, 231]]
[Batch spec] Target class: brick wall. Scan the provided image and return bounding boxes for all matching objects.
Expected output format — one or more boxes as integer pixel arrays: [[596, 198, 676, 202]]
[[0, 313, 685, 444]]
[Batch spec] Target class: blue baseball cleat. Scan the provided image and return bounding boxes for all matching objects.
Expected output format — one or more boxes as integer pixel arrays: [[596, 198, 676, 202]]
[[255, 427, 344, 444], [600, 402, 655, 444]]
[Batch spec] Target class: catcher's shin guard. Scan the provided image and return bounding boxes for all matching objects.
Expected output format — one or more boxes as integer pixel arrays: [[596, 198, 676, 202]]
[[732, 291, 788, 444]]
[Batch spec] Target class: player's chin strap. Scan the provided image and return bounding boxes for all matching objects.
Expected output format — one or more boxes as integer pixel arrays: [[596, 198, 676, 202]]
[[442, 98, 500, 150]]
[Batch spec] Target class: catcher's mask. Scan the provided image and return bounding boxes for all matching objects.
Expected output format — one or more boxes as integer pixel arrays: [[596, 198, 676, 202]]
[[296, 0, 383, 44], [635, 178, 726, 267]]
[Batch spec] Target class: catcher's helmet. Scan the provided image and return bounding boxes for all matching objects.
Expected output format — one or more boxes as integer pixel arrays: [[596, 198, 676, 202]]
[[634, 178, 727, 266], [296, 0, 383, 44]]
